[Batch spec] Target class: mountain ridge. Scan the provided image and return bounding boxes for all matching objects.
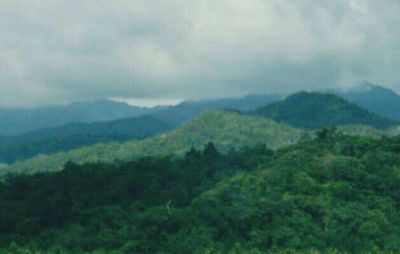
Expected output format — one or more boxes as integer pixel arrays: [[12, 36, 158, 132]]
[[0, 115, 173, 164], [253, 91, 398, 129], [0, 99, 167, 135], [337, 83, 400, 121], [2, 110, 303, 175]]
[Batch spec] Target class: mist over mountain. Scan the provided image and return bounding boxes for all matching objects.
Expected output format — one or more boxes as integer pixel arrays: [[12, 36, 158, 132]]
[[337, 83, 400, 121], [0, 100, 167, 135], [2, 1, 400, 253]]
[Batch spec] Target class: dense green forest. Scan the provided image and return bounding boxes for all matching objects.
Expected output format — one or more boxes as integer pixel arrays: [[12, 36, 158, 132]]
[[2, 129, 400, 253], [3, 110, 302, 176], [253, 92, 398, 129]]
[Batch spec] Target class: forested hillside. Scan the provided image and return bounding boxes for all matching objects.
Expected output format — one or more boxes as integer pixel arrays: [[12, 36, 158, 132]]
[[0, 94, 281, 164], [2, 130, 400, 253], [253, 92, 398, 129], [0, 116, 172, 164], [3, 110, 303, 176], [2, 91, 399, 165]]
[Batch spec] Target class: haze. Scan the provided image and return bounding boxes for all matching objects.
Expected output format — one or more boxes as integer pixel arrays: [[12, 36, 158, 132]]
[[1, 0, 399, 107]]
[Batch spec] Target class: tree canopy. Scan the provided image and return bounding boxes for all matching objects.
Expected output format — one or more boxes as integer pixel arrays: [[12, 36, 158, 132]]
[[2, 129, 400, 253]]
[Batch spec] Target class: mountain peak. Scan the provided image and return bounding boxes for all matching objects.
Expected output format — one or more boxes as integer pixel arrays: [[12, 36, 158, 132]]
[[350, 82, 393, 93], [338, 83, 400, 120], [253, 91, 397, 129]]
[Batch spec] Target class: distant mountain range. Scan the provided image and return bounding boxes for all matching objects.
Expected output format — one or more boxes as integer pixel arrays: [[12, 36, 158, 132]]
[[253, 91, 398, 129], [3, 83, 400, 137], [0, 94, 283, 136], [0, 94, 282, 163], [0, 116, 172, 164], [6, 110, 400, 177], [3, 110, 303, 175], [2, 89, 400, 165], [337, 83, 400, 121], [0, 100, 168, 135]]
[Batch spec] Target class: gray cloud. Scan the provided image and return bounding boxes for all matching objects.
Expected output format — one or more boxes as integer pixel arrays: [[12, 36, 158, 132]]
[[0, 0, 399, 107]]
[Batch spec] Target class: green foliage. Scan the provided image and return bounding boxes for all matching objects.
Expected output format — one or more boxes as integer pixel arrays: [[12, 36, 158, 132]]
[[2, 131, 400, 253], [4, 110, 303, 175], [253, 92, 398, 129]]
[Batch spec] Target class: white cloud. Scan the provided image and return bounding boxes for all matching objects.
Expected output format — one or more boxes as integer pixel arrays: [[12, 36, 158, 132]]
[[0, 0, 399, 106]]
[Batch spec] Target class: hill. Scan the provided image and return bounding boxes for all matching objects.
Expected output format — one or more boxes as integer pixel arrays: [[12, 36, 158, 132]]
[[337, 83, 400, 121], [0, 116, 172, 164], [2, 110, 303, 175], [148, 94, 282, 127], [0, 100, 166, 135], [2, 130, 400, 253], [253, 92, 398, 129], [0, 94, 280, 163]]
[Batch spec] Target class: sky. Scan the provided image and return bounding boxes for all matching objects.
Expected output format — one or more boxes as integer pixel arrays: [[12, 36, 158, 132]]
[[0, 0, 399, 107]]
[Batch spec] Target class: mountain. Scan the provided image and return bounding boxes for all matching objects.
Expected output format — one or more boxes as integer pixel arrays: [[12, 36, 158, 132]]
[[0, 115, 172, 164], [337, 83, 400, 121], [149, 94, 282, 126], [0, 100, 167, 135], [252, 91, 398, 129], [0, 94, 281, 163], [3, 110, 303, 175]]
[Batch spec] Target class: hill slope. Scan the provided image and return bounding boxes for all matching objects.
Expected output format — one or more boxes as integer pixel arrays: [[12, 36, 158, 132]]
[[3, 110, 303, 175], [0, 115, 172, 164], [338, 83, 400, 121], [253, 92, 398, 129], [0, 100, 165, 135]]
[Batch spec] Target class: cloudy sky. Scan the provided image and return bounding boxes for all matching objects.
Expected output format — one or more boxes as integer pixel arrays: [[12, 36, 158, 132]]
[[0, 0, 399, 107]]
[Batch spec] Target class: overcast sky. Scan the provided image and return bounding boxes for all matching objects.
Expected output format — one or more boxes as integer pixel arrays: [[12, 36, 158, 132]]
[[0, 0, 399, 107]]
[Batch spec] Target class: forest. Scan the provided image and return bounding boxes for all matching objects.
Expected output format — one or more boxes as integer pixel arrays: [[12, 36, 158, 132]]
[[2, 128, 400, 253]]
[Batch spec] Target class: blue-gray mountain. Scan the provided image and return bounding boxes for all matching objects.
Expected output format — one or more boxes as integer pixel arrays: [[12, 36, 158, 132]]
[[0, 116, 172, 164], [337, 83, 400, 121], [252, 92, 398, 129], [0, 100, 168, 135], [0, 94, 282, 164], [148, 94, 283, 127]]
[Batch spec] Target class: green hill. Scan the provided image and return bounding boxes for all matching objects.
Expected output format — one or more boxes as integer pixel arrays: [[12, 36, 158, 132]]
[[3, 110, 303, 175], [253, 92, 398, 129]]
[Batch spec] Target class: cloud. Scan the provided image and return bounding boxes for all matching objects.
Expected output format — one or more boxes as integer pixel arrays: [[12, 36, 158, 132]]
[[0, 0, 399, 106]]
